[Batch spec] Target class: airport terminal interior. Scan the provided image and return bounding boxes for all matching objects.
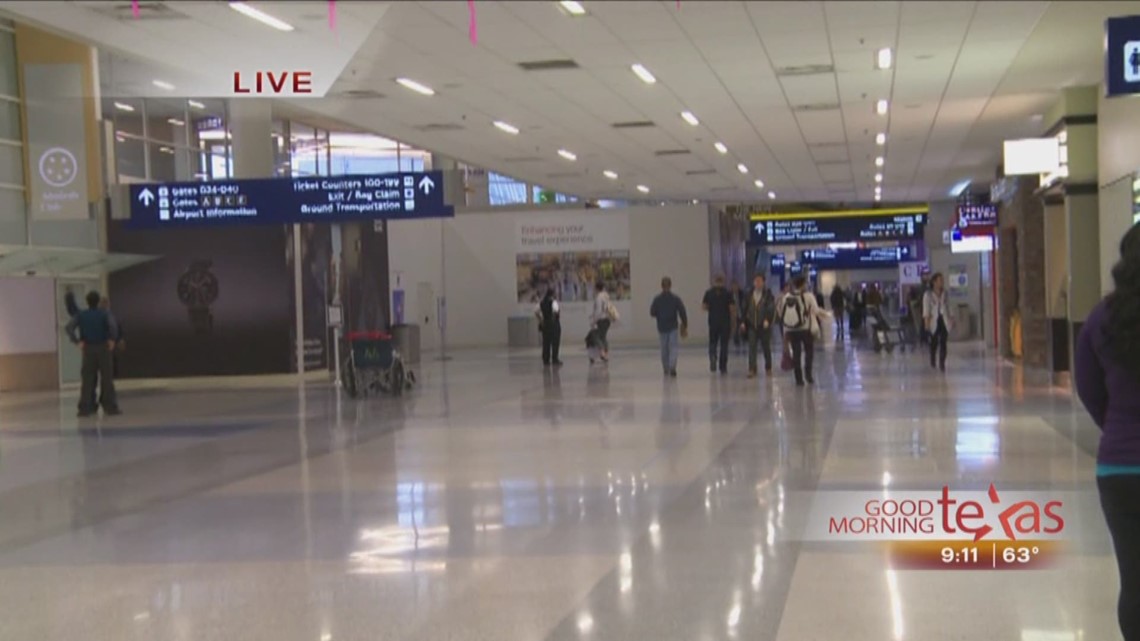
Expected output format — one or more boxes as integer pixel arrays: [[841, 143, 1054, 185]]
[[0, 1, 1138, 639]]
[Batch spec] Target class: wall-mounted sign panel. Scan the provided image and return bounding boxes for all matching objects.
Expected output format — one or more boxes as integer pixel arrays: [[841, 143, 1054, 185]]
[[1106, 15, 1140, 97], [128, 172, 453, 228], [956, 203, 997, 229], [950, 229, 995, 254], [748, 207, 927, 246], [1003, 138, 1060, 175], [800, 245, 913, 270]]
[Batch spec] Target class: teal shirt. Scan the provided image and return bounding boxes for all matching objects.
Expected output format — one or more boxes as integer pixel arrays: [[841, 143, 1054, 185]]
[[1096, 463, 1140, 477]]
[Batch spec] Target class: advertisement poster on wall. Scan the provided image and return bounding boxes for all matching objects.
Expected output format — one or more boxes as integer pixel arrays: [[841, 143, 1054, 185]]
[[340, 220, 391, 335], [24, 63, 89, 220], [286, 224, 332, 372], [515, 214, 631, 334], [106, 222, 293, 377]]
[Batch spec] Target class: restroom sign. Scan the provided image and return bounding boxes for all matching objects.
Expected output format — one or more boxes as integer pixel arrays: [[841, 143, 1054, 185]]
[[1106, 16, 1140, 96]]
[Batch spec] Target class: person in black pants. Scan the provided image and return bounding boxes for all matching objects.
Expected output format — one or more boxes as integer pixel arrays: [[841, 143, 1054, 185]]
[[534, 289, 562, 366], [922, 273, 952, 372], [740, 273, 777, 377], [65, 291, 121, 417], [702, 274, 736, 374], [778, 276, 824, 386]]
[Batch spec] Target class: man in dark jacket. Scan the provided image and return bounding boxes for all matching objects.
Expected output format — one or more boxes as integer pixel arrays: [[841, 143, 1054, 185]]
[[65, 291, 120, 417], [830, 285, 847, 341], [740, 273, 777, 377], [702, 274, 736, 374], [650, 276, 688, 377], [534, 289, 562, 366]]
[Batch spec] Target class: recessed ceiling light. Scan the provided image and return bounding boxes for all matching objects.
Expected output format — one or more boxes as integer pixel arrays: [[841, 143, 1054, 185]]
[[875, 156, 885, 167], [637, 184, 650, 193], [167, 118, 185, 126], [631, 63, 656, 85], [113, 101, 135, 112], [396, 77, 435, 96], [737, 163, 748, 174], [228, 2, 295, 31], [680, 110, 699, 126], [152, 79, 175, 91], [876, 99, 889, 116], [188, 99, 206, 109], [876, 47, 892, 70], [875, 193, 882, 202], [754, 179, 765, 188], [603, 170, 618, 179], [714, 141, 728, 154], [876, 132, 887, 145], [875, 173, 883, 183], [493, 120, 519, 134], [559, 0, 586, 16], [767, 191, 776, 200], [558, 149, 577, 161]]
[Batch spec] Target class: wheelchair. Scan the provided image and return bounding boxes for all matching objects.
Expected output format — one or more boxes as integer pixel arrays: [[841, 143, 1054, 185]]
[[341, 331, 415, 398]]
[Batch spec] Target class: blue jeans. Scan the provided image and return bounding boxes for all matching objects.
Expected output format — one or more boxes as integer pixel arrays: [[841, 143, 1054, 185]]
[[659, 330, 679, 372]]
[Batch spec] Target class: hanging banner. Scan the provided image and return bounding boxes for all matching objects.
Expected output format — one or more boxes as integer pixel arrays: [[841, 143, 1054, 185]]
[[24, 63, 90, 220]]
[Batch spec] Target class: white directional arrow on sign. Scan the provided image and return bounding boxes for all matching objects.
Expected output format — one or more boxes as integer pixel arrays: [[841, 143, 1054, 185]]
[[138, 188, 155, 206], [754, 222, 764, 234], [418, 176, 435, 195]]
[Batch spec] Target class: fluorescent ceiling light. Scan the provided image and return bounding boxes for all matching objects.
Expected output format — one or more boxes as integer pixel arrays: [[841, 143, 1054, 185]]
[[714, 141, 728, 154], [558, 149, 577, 161], [876, 99, 889, 115], [737, 163, 748, 174], [493, 120, 519, 135], [631, 63, 656, 85], [167, 118, 185, 126], [152, 79, 175, 91], [767, 191, 776, 200], [875, 173, 883, 183], [680, 110, 699, 126], [876, 47, 892, 70], [949, 179, 971, 197], [875, 156, 885, 167], [603, 170, 618, 179], [875, 194, 882, 202], [113, 101, 135, 112], [754, 179, 765, 188], [396, 77, 435, 96], [560, 0, 586, 16], [876, 132, 887, 145], [636, 184, 650, 193], [229, 2, 295, 31], [188, 99, 206, 109]]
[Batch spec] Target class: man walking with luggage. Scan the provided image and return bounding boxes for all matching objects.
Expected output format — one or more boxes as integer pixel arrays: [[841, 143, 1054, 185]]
[[66, 291, 121, 417], [741, 273, 777, 377], [702, 274, 736, 375], [650, 276, 688, 377]]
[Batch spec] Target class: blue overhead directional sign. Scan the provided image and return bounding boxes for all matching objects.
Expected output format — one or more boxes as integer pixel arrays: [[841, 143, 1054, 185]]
[[128, 171, 453, 228], [749, 207, 927, 246], [800, 246, 913, 270]]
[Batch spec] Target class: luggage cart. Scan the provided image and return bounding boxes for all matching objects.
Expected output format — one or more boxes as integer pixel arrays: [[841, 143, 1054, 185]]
[[869, 307, 909, 354], [342, 331, 415, 398]]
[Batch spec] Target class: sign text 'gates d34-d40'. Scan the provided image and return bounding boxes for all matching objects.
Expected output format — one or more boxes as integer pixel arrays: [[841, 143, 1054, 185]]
[[128, 172, 453, 228]]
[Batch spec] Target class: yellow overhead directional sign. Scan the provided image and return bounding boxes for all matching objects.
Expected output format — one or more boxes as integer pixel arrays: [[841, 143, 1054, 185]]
[[749, 206, 928, 221]]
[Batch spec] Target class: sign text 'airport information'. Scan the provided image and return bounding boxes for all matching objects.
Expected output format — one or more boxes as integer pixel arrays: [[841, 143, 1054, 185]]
[[128, 171, 453, 228], [749, 208, 927, 246]]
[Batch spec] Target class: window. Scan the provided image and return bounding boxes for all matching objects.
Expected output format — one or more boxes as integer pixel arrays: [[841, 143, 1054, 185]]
[[489, 171, 527, 206]]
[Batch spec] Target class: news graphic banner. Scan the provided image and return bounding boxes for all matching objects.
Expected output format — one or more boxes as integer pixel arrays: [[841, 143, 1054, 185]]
[[749, 207, 927, 246], [803, 485, 1075, 571], [128, 172, 453, 228]]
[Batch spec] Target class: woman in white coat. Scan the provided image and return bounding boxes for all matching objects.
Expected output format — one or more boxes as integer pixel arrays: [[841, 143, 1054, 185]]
[[922, 273, 953, 372]]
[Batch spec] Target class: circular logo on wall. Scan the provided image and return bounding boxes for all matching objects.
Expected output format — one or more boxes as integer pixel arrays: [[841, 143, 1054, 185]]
[[38, 147, 78, 188]]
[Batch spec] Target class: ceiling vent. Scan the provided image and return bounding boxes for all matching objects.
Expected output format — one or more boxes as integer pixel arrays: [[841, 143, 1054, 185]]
[[816, 160, 850, 167], [332, 89, 386, 100], [547, 172, 579, 179], [685, 169, 717, 176], [518, 59, 580, 71], [810, 142, 846, 149], [503, 156, 545, 163], [710, 186, 738, 192], [655, 149, 691, 156], [775, 64, 835, 77], [793, 103, 841, 112], [413, 123, 464, 132], [611, 121, 656, 129], [89, 2, 188, 20]]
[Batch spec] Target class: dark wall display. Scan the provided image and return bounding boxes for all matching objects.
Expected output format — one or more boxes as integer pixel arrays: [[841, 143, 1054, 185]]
[[340, 221, 390, 335], [107, 221, 292, 377], [799, 246, 914, 270], [287, 223, 332, 372], [749, 207, 927, 246]]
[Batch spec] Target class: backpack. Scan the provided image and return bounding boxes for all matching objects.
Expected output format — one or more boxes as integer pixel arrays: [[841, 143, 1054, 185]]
[[782, 294, 807, 331]]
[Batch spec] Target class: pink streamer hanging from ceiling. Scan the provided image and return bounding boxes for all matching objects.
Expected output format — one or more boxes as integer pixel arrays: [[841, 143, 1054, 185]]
[[132, 0, 140, 19], [329, 0, 336, 30], [468, 0, 477, 45]]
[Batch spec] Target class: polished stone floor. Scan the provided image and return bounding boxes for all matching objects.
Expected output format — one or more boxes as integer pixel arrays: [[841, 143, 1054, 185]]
[[0, 339, 1119, 640]]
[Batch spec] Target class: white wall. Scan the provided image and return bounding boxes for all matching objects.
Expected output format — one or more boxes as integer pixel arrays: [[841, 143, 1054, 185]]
[[387, 218, 442, 353], [925, 200, 986, 339], [388, 206, 711, 349], [1098, 90, 1140, 295], [0, 277, 56, 354]]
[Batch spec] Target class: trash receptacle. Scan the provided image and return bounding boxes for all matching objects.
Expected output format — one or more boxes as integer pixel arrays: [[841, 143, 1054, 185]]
[[391, 323, 420, 365]]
